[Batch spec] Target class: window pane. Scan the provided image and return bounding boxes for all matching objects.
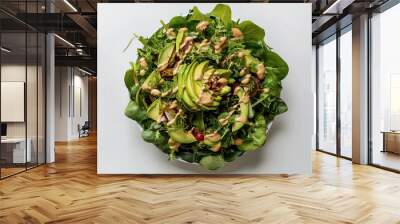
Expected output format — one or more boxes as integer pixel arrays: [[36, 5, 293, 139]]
[[371, 4, 400, 171], [340, 29, 352, 158], [318, 37, 337, 154], [1, 31, 27, 178], [27, 31, 38, 169]]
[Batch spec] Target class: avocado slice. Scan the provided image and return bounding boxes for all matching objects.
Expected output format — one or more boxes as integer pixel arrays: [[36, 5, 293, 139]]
[[187, 61, 215, 110], [181, 62, 200, 111], [158, 43, 175, 70], [146, 98, 165, 123], [177, 63, 196, 109], [167, 127, 196, 144], [203, 132, 222, 152], [213, 69, 232, 78], [177, 64, 188, 101], [142, 70, 161, 91], [175, 29, 186, 53], [232, 87, 249, 132], [244, 55, 262, 73]]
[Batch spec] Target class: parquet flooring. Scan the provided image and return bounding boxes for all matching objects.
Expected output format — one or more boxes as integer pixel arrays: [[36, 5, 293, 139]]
[[1, 135, 400, 223]]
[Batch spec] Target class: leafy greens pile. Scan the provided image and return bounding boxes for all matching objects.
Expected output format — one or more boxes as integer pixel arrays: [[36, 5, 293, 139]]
[[124, 4, 288, 170]]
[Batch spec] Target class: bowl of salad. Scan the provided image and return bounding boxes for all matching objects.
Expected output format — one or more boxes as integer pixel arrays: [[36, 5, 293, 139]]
[[124, 4, 288, 170]]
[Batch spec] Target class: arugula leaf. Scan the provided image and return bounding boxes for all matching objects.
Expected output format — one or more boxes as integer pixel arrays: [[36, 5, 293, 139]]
[[193, 112, 205, 132], [238, 20, 265, 41], [209, 4, 231, 26]]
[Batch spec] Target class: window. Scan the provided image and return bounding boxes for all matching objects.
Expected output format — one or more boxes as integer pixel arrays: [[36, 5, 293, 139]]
[[370, 3, 400, 171], [318, 36, 337, 154], [0, 1, 47, 179], [340, 28, 352, 158]]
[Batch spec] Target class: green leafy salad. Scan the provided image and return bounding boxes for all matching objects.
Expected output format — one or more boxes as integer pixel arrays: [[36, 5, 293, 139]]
[[124, 4, 288, 170]]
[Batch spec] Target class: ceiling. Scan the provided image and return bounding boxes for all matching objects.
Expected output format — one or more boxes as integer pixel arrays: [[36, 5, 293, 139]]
[[0, 0, 393, 74]]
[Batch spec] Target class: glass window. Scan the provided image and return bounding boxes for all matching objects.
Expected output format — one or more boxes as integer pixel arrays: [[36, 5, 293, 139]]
[[0, 1, 46, 179], [1, 31, 28, 178], [318, 36, 337, 154], [340, 28, 352, 158], [371, 3, 400, 171]]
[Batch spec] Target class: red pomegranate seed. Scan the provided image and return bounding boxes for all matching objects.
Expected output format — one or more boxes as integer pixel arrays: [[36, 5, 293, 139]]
[[195, 132, 204, 141]]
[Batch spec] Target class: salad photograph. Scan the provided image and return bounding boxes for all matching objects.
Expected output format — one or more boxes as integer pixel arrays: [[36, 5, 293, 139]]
[[124, 4, 289, 170]]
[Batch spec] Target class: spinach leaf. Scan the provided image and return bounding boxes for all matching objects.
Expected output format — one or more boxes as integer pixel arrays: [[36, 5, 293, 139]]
[[124, 69, 135, 90], [199, 155, 225, 170], [209, 4, 231, 25], [177, 151, 195, 163], [142, 129, 167, 145], [189, 6, 209, 22], [168, 16, 187, 28], [237, 114, 267, 151], [238, 20, 265, 41], [125, 100, 148, 123], [243, 40, 267, 59], [268, 98, 288, 117], [129, 84, 140, 101], [264, 50, 289, 80], [263, 72, 282, 97], [223, 148, 243, 162]]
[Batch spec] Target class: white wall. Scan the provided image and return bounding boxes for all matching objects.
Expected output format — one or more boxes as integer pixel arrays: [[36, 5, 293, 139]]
[[55, 67, 89, 141], [98, 3, 313, 174]]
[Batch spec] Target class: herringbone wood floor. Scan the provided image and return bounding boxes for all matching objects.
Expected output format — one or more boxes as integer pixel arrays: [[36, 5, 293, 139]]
[[1, 135, 400, 224]]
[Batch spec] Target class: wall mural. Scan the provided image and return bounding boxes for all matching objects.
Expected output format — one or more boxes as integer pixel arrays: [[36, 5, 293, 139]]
[[123, 4, 288, 170]]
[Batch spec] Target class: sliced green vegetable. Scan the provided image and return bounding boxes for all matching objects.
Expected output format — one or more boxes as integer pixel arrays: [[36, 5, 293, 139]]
[[181, 62, 200, 110], [244, 54, 262, 74], [213, 69, 232, 78], [167, 127, 196, 144], [175, 28, 186, 53], [147, 98, 165, 123], [157, 43, 175, 70], [232, 87, 249, 132], [142, 70, 161, 91]]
